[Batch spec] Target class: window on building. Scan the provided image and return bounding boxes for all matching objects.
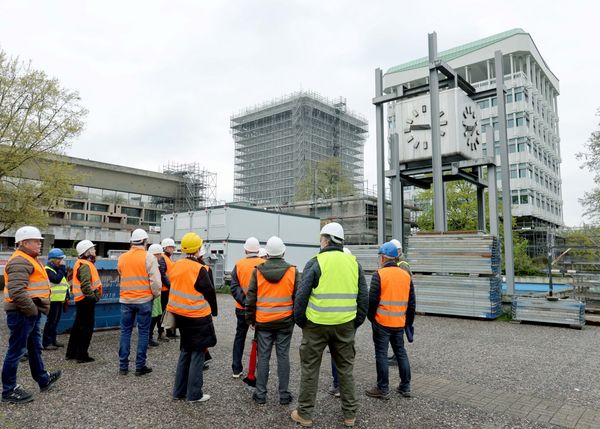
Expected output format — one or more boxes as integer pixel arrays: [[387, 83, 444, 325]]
[[507, 118, 515, 128], [520, 192, 529, 205], [491, 97, 497, 107], [519, 163, 528, 178], [88, 214, 103, 223], [478, 99, 490, 109], [512, 190, 519, 205], [89, 203, 109, 212], [71, 213, 85, 221], [506, 93, 513, 104], [64, 200, 85, 210], [121, 207, 142, 217], [510, 165, 518, 179], [509, 143, 516, 153]]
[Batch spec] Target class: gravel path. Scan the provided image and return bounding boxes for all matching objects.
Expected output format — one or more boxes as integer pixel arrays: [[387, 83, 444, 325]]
[[0, 294, 597, 428]]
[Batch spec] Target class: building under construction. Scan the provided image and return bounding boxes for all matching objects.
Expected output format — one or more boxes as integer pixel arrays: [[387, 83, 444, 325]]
[[231, 91, 368, 205], [162, 162, 217, 212]]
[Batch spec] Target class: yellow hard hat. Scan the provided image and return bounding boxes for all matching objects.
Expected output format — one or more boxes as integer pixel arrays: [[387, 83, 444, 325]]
[[180, 232, 203, 254]]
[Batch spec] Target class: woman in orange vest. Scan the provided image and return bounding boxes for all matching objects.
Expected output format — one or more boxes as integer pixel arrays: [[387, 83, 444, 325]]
[[66, 240, 102, 363], [365, 242, 415, 400], [245, 236, 299, 405], [167, 233, 217, 402]]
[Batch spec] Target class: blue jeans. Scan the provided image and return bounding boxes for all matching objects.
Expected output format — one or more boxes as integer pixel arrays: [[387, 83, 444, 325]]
[[119, 301, 152, 371], [2, 311, 50, 396], [173, 350, 205, 401], [254, 328, 293, 402], [372, 322, 411, 394], [232, 313, 249, 373]]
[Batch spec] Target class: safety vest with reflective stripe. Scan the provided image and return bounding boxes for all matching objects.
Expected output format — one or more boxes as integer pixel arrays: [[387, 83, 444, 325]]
[[72, 259, 102, 302], [3, 250, 50, 302], [166, 258, 211, 318], [118, 248, 152, 304], [233, 257, 265, 310], [160, 254, 173, 292], [45, 265, 70, 302], [256, 266, 295, 323], [306, 251, 359, 325], [375, 266, 411, 328]]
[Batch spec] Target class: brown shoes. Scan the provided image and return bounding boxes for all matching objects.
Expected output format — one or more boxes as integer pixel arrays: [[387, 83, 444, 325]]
[[343, 417, 356, 427], [291, 410, 313, 427]]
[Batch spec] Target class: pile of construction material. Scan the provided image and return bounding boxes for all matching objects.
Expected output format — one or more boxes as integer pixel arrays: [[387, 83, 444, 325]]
[[407, 232, 502, 319], [512, 297, 586, 328]]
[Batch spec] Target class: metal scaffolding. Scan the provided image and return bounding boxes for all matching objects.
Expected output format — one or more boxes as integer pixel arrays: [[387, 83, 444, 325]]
[[231, 91, 368, 205], [162, 162, 217, 212]]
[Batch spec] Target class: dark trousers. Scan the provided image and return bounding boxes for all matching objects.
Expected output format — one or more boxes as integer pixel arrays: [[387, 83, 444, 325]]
[[372, 322, 411, 394], [150, 291, 170, 338], [42, 301, 64, 347], [232, 313, 249, 373], [2, 311, 49, 396], [66, 298, 96, 360], [254, 327, 293, 402], [298, 320, 357, 420], [173, 350, 205, 401]]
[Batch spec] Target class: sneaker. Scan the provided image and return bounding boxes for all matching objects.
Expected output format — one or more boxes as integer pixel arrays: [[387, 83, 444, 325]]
[[242, 376, 256, 387], [149, 339, 159, 347], [203, 363, 209, 371], [365, 386, 390, 400], [43, 344, 58, 351], [327, 384, 340, 398], [2, 385, 34, 403], [53, 342, 65, 348], [232, 372, 243, 379], [279, 396, 293, 405], [119, 369, 129, 376], [291, 410, 313, 427], [134, 366, 153, 376], [189, 394, 210, 402], [77, 356, 95, 364], [343, 417, 356, 427], [252, 394, 266, 405], [396, 386, 411, 397], [40, 370, 62, 392]]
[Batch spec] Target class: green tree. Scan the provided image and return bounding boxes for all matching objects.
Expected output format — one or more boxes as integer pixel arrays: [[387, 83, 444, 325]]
[[576, 109, 600, 223], [295, 157, 355, 201], [0, 49, 87, 234]]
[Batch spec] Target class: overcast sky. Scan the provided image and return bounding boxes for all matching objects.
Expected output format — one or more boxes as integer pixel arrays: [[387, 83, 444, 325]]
[[1, 0, 598, 227]]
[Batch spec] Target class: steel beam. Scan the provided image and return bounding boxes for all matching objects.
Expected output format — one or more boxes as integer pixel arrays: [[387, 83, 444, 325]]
[[375, 68, 386, 244], [390, 134, 403, 241]]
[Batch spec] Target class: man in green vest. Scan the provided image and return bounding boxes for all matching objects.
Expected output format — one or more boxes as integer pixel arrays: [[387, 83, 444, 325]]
[[42, 248, 70, 350], [292, 222, 368, 428]]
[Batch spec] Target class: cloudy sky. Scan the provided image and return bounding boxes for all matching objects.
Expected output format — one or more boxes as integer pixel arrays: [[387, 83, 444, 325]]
[[1, 0, 598, 226]]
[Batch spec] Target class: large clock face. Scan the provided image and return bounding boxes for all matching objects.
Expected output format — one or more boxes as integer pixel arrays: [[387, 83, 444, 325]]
[[462, 105, 480, 151], [403, 104, 447, 150]]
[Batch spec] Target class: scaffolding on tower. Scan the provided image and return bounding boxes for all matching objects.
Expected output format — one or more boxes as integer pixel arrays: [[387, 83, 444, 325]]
[[162, 162, 217, 212]]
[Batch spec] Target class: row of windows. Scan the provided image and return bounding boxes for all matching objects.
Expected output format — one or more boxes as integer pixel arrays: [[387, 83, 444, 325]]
[[72, 186, 173, 210], [511, 189, 562, 217], [477, 88, 528, 110]]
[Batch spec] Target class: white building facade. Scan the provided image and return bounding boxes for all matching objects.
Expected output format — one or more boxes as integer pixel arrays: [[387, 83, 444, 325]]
[[383, 28, 563, 229]]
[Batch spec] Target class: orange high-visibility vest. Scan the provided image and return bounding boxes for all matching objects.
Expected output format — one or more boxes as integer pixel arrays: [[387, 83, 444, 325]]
[[3, 250, 50, 302], [118, 248, 152, 304], [72, 259, 103, 302], [160, 254, 174, 292], [256, 266, 295, 323], [234, 257, 264, 310], [375, 266, 411, 328], [166, 258, 211, 318]]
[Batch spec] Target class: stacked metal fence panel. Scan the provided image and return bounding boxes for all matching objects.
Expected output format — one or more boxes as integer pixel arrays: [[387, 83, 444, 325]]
[[512, 297, 586, 328], [407, 233, 502, 319]]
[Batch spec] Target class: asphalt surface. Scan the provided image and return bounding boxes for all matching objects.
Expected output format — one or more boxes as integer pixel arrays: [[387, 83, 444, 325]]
[[0, 294, 598, 428]]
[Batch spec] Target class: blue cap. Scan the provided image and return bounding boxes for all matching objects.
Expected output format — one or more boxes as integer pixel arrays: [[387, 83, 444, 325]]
[[378, 242, 399, 258], [48, 248, 66, 259]]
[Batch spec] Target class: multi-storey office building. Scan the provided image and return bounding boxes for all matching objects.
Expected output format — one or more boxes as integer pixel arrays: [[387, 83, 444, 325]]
[[231, 91, 368, 205], [384, 28, 564, 241]]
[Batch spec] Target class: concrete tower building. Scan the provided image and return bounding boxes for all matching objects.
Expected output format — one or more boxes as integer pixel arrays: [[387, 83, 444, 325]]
[[231, 91, 368, 205]]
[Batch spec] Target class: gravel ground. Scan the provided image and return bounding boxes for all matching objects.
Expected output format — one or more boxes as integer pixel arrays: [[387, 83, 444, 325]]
[[0, 294, 597, 428]]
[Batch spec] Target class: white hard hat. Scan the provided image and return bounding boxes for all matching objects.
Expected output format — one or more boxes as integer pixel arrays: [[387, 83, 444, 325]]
[[244, 237, 260, 253], [161, 238, 175, 248], [130, 228, 149, 243], [76, 240, 96, 256], [390, 239, 403, 252], [320, 222, 344, 241], [15, 226, 44, 244], [199, 245, 207, 257], [265, 236, 286, 257], [148, 243, 163, 255], [258, 247, 267, 258], [343, 247, 353, 255]]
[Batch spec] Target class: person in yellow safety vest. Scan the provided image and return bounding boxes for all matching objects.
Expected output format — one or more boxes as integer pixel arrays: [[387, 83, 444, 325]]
[[168, 232, 218, 403], [365, 242, 415, 400], [2, 226, 62, 404], [160, 237, 176, 339], [245, 236, 300, 405], [117, 229, 161, 376], [292, 222, 368, 428], [66, 240, 102, 363], [230, 236, 264, 378], [42, 248, 70, 350]]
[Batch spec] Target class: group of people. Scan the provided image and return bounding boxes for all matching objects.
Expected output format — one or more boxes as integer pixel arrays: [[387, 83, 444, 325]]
[[1, 222, 415, 428]]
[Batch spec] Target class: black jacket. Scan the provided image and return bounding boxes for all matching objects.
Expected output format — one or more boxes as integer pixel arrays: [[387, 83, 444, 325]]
[[245, 257, 299, 331], [367, 260, 416, 329], [293, 245, 368, 329]]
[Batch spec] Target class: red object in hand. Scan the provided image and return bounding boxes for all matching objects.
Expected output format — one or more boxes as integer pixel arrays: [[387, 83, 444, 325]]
[[63, 299, 70, 313], [247, 339, 257, 382]]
